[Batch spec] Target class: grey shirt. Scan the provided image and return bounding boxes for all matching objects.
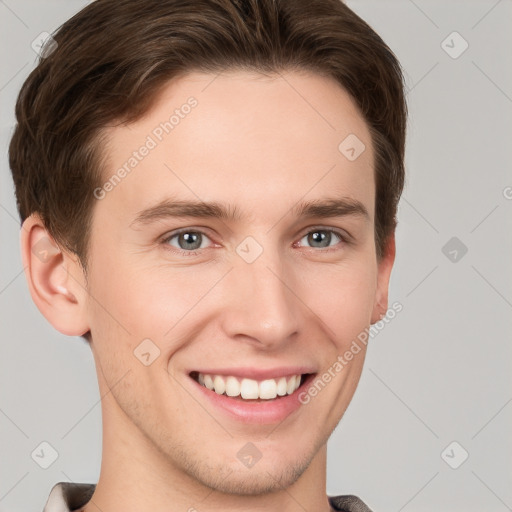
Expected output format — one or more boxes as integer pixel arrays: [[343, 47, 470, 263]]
[[42, 482, 373, 512]]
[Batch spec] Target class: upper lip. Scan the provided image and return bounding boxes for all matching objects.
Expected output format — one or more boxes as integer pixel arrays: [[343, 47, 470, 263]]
[[189, 366, 316, 381]]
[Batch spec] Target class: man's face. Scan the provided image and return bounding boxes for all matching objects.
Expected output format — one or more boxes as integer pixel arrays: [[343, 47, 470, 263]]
[[81, 70, 392, 494]]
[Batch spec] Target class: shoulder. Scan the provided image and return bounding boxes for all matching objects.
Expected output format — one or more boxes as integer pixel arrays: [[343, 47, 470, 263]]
[[328, 494, 373, 512]]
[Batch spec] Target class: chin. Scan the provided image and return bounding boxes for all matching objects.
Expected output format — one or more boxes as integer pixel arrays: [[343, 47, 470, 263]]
[[197, 460, 308, 496]]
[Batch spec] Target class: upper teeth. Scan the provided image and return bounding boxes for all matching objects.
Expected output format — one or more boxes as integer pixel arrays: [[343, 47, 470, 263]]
[[197, 373, 302, 400]]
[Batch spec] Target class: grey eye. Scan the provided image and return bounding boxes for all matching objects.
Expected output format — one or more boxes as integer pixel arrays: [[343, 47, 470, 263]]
[[166, 231, 208, 251], [300, 230, 342, 249]]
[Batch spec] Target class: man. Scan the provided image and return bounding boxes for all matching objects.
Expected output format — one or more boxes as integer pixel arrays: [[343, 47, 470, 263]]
[[9, 0, 407, 511]]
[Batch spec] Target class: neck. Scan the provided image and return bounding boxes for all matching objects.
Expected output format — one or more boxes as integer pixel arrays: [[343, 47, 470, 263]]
[[82, 393, 333, 512]]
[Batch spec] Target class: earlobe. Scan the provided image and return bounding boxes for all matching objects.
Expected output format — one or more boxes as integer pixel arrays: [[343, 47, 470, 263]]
[[371, 233, 396, 324], [20, 214, 90, 337]]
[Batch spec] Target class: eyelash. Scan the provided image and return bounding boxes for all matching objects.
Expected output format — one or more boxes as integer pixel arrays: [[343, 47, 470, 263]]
[[160, 226, 350, 257]]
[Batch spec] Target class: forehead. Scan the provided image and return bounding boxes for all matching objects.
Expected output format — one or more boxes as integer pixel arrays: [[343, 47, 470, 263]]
[[97, 70, 375, 227]]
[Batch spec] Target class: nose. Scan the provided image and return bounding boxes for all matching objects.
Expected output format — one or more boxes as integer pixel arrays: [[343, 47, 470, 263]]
[[219, 247, 301, 350]]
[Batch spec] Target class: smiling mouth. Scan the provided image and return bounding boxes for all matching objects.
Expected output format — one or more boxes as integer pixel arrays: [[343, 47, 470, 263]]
[[189, 371, 315, 401]]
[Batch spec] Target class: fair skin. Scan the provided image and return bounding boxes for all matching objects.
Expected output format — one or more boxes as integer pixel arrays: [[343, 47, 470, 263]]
[[22, 70, 395, 512]]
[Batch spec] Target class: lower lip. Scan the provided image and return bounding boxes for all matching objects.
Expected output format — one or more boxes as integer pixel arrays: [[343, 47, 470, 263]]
[[189, 374, 316, 425]]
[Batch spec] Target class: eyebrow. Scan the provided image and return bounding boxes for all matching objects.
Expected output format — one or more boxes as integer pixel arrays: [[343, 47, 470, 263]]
[[130, 196, 369, 228]]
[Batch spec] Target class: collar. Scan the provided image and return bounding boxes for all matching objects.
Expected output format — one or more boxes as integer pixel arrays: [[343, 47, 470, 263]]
[[43, 482, 96, 512]]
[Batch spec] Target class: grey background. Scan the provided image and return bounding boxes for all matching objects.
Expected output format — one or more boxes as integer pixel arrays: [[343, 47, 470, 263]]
[[1, 1, 511, 511]]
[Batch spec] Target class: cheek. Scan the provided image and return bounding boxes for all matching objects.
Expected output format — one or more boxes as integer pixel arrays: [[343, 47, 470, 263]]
[[303, 258, 378, 341], [85, 251, 216, 346]]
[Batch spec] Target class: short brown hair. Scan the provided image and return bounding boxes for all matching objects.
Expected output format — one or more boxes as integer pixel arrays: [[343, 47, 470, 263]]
[[9, 0, 407, 268]]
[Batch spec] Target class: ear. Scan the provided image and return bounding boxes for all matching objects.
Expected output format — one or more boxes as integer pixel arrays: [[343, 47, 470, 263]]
[[20, 213, 90, 337], [370, 232, 396, 324]]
